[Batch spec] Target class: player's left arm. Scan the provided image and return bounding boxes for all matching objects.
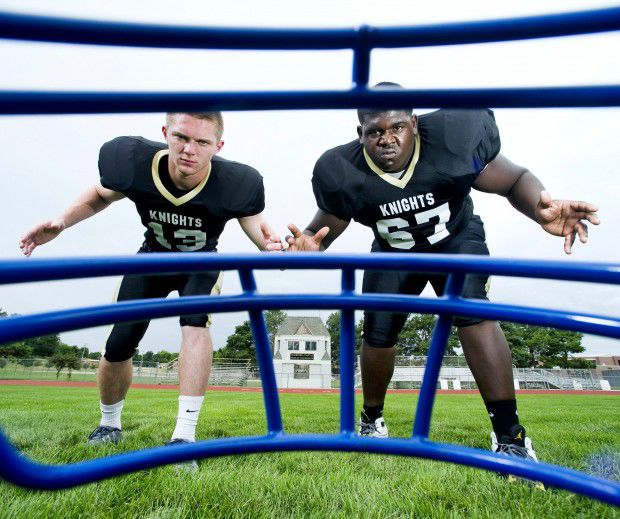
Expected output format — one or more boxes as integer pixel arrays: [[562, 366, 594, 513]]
[[473, 153, 600, 254], [238, 212, 283, 252]]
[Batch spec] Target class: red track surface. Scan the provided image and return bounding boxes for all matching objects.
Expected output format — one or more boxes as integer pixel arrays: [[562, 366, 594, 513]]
[[1, 379, 617, 395]]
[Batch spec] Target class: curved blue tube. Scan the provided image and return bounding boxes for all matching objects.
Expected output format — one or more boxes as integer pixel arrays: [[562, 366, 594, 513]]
[[0, 7, 618, 49], [0, 432, 618, 506], [1, 4, 619, 507], [1, 86, 619, 115], [0, 254, 619, 506]]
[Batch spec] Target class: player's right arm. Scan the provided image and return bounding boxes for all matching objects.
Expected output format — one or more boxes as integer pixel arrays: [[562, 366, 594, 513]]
[[19, 183, 125, 256], [285, 209, 349, 252]]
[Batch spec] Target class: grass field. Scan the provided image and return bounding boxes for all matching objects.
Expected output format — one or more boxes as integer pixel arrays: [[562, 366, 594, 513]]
[[0, 386, 618, 518]]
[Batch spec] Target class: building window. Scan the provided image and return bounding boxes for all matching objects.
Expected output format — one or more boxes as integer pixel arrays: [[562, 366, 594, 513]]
[[305, 341, 317, 351], [294, 364, 310, 379], [288, 341, 299, 351]]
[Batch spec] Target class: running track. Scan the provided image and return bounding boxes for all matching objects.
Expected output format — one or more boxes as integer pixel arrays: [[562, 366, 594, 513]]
[[1, 379, 617, 395]]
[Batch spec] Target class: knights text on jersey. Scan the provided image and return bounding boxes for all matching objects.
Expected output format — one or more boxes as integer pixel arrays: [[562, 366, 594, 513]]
[[98, 136, 265, 252], [311, 109, 500, 252]]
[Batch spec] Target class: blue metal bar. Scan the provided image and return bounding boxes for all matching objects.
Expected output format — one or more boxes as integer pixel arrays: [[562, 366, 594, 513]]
[[339, 268, 356, 434], [0, 11, 353, 50], [1, 86, 620, 115], [413, 274, 466, 438], [238, 269, 283, 434], [0, 7, 618, 49], [371, 7, 620, 48], [2, 292, 620, 346], [1, 431, 618, 506], [352, 25, 371, 88], [2, 253, 620, 286], [1, 6, 619, 506]]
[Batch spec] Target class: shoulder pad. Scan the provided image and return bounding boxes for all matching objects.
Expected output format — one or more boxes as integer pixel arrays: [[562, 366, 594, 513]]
[[421, 110, 501, 170], [213, 158, 265, 217], [98, 136, 141, 192]]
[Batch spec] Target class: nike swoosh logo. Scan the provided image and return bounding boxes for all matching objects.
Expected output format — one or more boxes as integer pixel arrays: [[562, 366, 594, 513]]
[[186, 410, 199, 413]]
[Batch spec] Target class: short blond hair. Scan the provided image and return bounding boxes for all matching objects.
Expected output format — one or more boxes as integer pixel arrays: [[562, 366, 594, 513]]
[[166, 112, 224, 141]]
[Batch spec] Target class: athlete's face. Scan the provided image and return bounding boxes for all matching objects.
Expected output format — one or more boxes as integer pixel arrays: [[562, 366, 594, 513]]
[[162, 114, 224, 183], [358, 111, 418, 172]]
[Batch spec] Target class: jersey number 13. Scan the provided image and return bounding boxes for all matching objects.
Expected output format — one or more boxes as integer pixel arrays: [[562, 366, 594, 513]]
[[148, 222, 207, 252]]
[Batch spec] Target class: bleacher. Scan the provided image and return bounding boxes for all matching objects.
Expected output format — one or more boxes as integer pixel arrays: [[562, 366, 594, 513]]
[[352, 357, 611, 391]]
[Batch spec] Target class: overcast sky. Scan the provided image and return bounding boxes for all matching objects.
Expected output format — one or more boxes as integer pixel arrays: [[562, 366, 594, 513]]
[[0, 0, 619, 357]]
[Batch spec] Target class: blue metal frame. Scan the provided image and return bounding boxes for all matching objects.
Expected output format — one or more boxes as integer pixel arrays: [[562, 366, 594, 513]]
[[0, 7, 620, 114], [0, 255, 619, 506], [0, 4, 618, 507]]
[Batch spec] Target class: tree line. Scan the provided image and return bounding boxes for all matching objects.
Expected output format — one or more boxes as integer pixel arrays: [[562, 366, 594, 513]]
[[324, 312, 592, 369], [221, 310, 592, 369], [0, 308, 179, 377], [2, 307, 593, 372]]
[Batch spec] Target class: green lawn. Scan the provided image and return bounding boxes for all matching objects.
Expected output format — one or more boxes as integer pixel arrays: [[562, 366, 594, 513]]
[[0, 366, 98, 382], [0, 386, 618, 518], [0, 367, 175, 385]]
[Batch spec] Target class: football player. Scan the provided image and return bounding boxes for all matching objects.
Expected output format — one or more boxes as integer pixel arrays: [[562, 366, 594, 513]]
[[20, 112, 283, 460], [285, 85, 599, 465]]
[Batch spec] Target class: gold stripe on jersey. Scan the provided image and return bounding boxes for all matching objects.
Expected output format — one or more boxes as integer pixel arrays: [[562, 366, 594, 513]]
[[363, 133, 420, 189], [151, 149, 211, 207]]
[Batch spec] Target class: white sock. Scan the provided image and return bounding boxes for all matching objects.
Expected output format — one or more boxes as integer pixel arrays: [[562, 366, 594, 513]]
[[171, 395, 204, 442], [100, 400, 124, 429]]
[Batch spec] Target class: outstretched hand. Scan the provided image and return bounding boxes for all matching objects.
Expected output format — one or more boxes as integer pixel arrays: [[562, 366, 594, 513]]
[[535, 190, 600, 254], [260, 222, 284, 252], [19, 219, 65, 257], [285, 223, 329, 252]]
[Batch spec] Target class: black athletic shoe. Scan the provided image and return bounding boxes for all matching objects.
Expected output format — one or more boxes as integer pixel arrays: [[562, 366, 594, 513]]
[[491, 424, 545, 490], [165, 438, 198, 472], [87, 426, 123, 445]]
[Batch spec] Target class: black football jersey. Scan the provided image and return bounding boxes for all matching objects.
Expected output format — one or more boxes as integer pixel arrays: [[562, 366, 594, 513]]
[[99, 136, 264, 252], [312, 109, 500, 252]]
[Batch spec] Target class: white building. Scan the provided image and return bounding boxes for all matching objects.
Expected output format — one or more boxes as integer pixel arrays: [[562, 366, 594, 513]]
[[273, 317, 331, 389]]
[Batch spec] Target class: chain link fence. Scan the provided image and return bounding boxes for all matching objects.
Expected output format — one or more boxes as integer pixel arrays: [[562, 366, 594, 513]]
[[1, 356, 617, 390], [0, 357, 253, 386]]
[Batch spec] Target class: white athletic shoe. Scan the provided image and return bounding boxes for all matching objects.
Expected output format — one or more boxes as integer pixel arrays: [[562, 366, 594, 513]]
[[165, 438, 199, 472], [359, 417, 389, 438]]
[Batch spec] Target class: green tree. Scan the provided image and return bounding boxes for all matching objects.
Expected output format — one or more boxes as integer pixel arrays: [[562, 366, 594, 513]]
[[500, 322, 532, 367], [0, 342, 33, 358], [564, 357, 595, 369], [153, 350, 177, 364], [396, 314, 459, 356], [24, 334, 63, 357], [0, 310, 24, 357], [326, 312, 340, 365], [215, 311, 289, 364], [142, 351, 155, 364], [215, 320, 255, 362], [539, 328, 585, 368], [49, 351, 81, 380], [500, 322, 585, 368], [325, 312, 363, 367], [265, 310, 287, 347], [0, 310, 66, 359]]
